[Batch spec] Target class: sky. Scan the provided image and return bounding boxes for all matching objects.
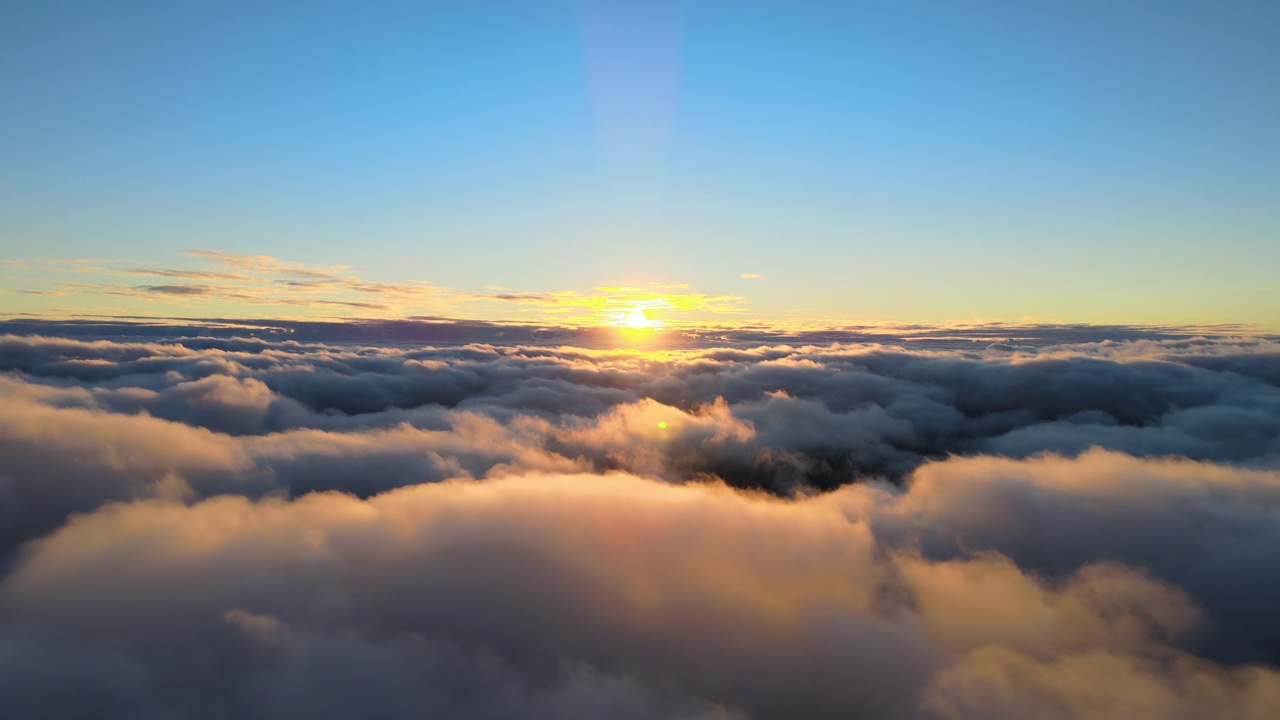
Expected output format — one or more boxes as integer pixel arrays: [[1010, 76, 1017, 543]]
[[2, 0, 1278, 328]]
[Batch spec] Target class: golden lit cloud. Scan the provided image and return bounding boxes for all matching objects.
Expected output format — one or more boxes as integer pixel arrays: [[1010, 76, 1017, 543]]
[[0, 250, 751, 328]]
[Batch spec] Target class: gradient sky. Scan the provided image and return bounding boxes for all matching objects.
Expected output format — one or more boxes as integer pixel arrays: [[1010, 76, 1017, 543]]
[[2, 0, 1278, 328]]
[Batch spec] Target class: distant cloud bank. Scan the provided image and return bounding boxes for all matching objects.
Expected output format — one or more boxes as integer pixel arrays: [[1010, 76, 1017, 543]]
[[1, 323, 1278, 719]]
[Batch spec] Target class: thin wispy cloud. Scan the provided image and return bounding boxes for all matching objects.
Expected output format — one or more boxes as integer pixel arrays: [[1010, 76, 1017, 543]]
[[182, 249, 352, 279], [0, 250, 752, 328]]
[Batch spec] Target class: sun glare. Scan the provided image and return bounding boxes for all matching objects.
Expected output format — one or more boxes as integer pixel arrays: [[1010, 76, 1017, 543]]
[[625, 307, 656, 329]]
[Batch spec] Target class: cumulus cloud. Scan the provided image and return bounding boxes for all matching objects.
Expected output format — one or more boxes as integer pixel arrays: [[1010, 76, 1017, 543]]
[[0, 324, 1278, 717], [3, 469, 1279, 719]]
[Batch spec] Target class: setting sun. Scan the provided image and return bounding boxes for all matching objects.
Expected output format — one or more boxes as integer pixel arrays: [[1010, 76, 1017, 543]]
[[622, 307, 656, 329]]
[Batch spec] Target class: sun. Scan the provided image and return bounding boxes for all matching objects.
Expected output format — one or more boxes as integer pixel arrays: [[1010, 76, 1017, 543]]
[[625, 307, 656, 329]]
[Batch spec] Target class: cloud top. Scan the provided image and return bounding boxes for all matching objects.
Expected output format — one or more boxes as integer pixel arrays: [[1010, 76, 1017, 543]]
[[0, 328, 1277, 718]]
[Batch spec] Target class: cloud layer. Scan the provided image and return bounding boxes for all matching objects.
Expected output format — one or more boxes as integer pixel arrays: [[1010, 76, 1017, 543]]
[[1, 326, 1278, 718]]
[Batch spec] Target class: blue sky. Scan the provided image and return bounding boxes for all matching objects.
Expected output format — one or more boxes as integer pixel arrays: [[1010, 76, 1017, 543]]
[[2, 1, 1278, 327]]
